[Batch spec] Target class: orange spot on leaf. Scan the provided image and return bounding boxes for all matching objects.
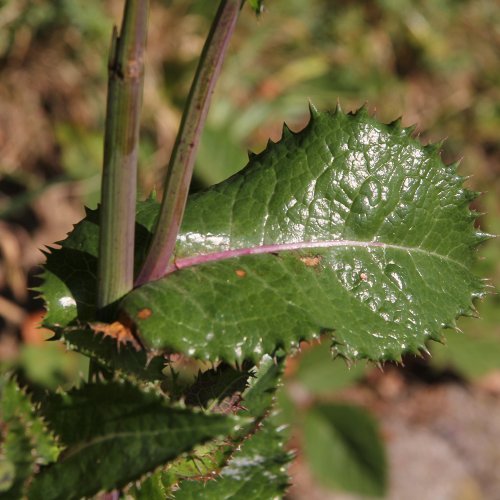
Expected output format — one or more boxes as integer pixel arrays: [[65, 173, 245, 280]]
[[300, 255, 321, 267], [137, 308, 152, 320], [235, 269, 247, 278]]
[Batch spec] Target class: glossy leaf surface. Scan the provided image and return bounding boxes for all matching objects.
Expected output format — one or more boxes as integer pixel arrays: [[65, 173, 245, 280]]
[[39, 200, 160, 371], [121, 108, 484, 363], [41, 108, 484, 364], [28, 382, 242, 500], [40, 199, 157, 328]]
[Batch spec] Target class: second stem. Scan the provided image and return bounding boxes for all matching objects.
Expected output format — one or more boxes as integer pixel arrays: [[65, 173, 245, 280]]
[[135, 0, 244, 286]]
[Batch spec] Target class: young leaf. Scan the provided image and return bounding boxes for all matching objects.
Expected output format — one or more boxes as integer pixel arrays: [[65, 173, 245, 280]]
[[152, 354, 286, 495], [128, 470, 169, 499], [28, 382, 244, 500], [120, 108, 486, 363], [302, 403, 387, 497], [1, 379, 60, 465]]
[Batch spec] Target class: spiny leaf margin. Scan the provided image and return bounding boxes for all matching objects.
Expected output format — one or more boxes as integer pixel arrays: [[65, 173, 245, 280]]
[[0, 377, 60, 497], [28, 381, 245, 500], [121, 106, 487, 363], [171, 355, 290, 499]]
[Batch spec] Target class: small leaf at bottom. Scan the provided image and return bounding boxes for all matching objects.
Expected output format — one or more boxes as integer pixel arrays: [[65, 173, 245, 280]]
[[303, 403, 387, 497]]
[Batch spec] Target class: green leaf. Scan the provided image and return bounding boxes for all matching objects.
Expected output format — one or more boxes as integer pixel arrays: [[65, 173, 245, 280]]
[[156, 354, 286, 495], [172, 419, 290, 499], [1, 379, 60, 464], [40, 108, 485, 364], [0, 419, 33, 498], [56, 326, 167, 381], [0, 378, 60, 497], [39, 199, 158, 328], [127, 470, 169, 500], [0, 458, 16, 494], [241, 354, 284, 419], [303, 403, 387, 497], [28, 382, 243, 500], [38, 200, 164, 374], [121, 107, 485, 363], [184, 362, 250, 409]]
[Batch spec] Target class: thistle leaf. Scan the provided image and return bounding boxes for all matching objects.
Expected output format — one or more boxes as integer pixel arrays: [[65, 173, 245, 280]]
[[28, 382, 243, 500], [171, 418, 290, 500], [0, 378, 60, 497], [121, 108, 485, 363], [40, 108, 485, 364], [172, 355, 289, 499]]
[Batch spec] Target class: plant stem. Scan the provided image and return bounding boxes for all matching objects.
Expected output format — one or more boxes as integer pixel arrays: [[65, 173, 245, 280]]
[[98, 0, 149, 311], [135, 0, 244, 286]]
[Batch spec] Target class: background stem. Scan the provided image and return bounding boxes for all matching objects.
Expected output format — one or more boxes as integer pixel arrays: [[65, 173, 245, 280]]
[[135, 0, 244, 286], [98, 0, 149, 311]]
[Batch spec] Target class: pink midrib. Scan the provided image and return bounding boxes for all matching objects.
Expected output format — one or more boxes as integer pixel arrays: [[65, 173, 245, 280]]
[[165, 239, 406, 275]]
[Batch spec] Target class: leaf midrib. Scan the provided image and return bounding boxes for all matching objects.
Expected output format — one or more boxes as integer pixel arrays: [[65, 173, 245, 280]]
[[60, 425, 227, 461], [167, 239, 467, 275]]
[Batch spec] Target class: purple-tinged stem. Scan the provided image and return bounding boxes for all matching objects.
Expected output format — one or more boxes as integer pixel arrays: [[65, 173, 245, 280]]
[[98, 0, 149, 310], [135, 0, 244, 287]]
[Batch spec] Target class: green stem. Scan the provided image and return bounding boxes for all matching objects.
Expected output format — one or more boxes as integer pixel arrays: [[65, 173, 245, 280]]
[[135, 0, 244, 286], [98, 0, 149, 311]]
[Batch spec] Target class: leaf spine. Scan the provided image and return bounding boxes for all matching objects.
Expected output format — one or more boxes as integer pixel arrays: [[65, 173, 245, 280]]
[[404, 124, 417, 135], [308, 100, 319, 119], [388, 117, 403, 130], [281, 122, 293, 139], [355, 102, 369, 117]]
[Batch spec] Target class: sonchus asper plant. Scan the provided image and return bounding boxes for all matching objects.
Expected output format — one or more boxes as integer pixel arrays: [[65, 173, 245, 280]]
[[0, 0, 489, 498]]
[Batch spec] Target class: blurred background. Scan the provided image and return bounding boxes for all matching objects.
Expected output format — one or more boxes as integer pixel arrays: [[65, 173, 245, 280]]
[[0, 0, 499, 498]]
